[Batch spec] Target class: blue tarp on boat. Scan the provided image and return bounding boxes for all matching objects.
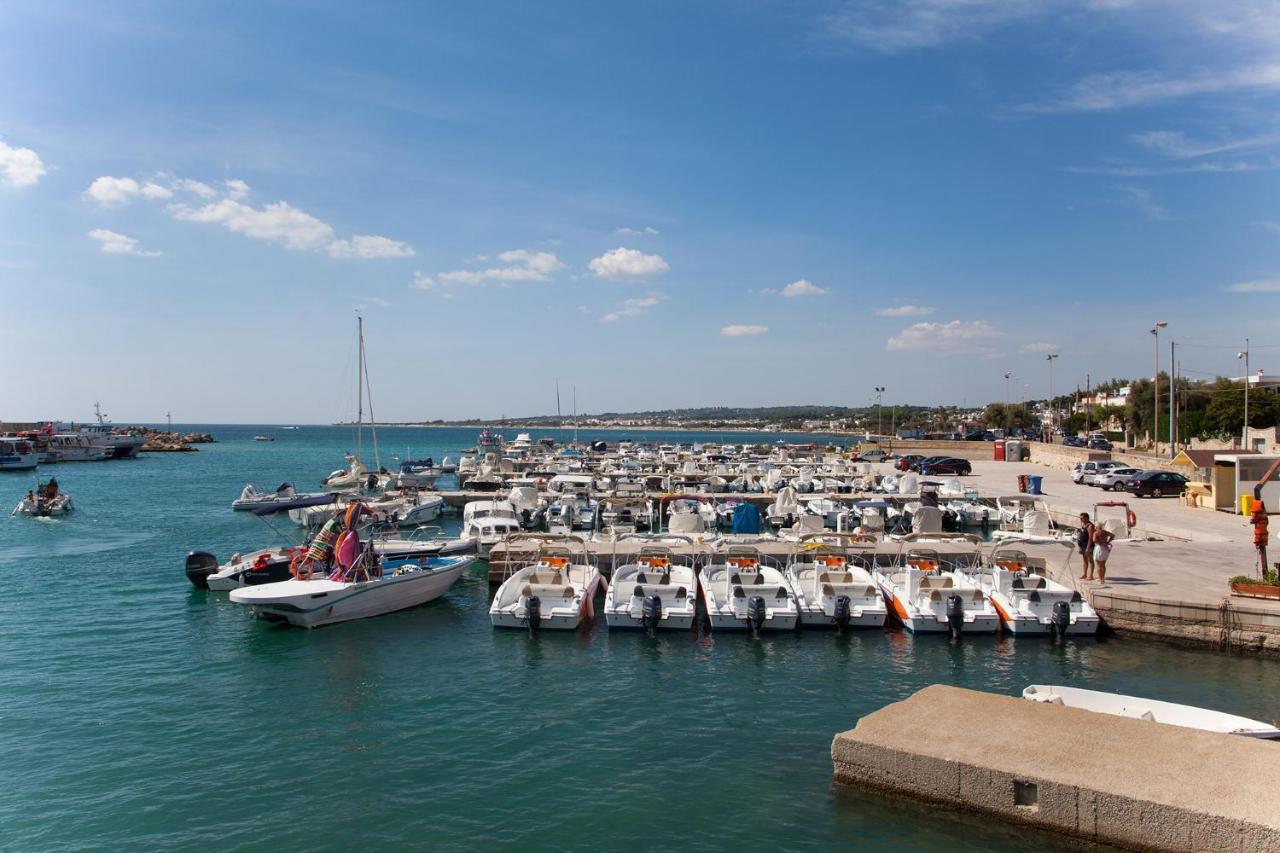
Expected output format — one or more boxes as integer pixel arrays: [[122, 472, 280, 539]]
[[731, 503, 762, 534]]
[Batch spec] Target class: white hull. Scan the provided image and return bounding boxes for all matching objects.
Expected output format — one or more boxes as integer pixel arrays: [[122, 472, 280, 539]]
[[230, 558, 471, 627], [879, 584, 1000, 634], [1023, 684, 1280, 738], [603, 610, 697, 631]]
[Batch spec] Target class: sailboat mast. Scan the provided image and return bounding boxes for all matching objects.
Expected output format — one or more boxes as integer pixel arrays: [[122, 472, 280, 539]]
[[362, 327, 381, 470], [573, 385, 578, 446], [357, 315, 364, 462], [556, 379, 562, 427]]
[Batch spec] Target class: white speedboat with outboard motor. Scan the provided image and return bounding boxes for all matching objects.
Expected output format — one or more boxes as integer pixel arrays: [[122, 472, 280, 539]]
[[979, 545, 1099, 636], [395, 493, 446, 527], [232, 482, 299, 511], [603, 539, 699, 635], [1022, 685, 1280, 739], [229, 537, 474, 629], [489, 535, 605, 632], [12, 482, 73, 517], [699, 546, 798, 636], [785, 534, 886, 631], [876, 533, 998, 636]]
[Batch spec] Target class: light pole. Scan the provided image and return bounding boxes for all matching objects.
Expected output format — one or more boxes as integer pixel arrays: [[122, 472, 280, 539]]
[[1003, 372, 1012, 408], [1151, 322, 1167, 453], [875, 387, 885, 438], [1045, 354, 1058, 439], [1238, 339, 1250, 449]]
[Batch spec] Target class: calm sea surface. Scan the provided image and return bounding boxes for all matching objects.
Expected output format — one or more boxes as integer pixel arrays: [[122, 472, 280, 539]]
[[2, 425, 1276, 851]]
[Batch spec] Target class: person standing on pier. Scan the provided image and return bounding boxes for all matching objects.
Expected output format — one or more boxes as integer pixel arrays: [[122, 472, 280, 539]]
[[1076, 512, 1096, 580], [1253, 501, 1270, 579], [1092, 522, 1115, 584]]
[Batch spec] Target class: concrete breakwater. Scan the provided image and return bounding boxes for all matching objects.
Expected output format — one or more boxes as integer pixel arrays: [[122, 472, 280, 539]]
[[831, 685, 1280, 851], [139, 428, 215, 452]]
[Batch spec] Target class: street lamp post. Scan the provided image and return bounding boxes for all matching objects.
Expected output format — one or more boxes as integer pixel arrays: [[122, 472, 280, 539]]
[[1151, 322, 1167, 454], [1004, 372, 1011, 408], [1238, 339, 1250, 449], [1046, 354, 1058, 439], [875, 387, 885, 438]]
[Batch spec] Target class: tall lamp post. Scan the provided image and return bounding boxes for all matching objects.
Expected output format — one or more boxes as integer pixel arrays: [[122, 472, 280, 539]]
[[1003, 372, 1012, 407], [1238, 339, 1250, 449], [1151, 322, 1167, 454], [1045, 354, 1058, 439], [875, 386, 885, 438]]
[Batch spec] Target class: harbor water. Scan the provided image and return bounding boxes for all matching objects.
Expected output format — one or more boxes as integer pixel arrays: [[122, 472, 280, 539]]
[[2, 425, 1277, 850]]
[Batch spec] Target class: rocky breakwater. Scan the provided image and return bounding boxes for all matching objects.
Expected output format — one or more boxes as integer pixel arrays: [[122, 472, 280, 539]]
[[139, 429, 215, 452]]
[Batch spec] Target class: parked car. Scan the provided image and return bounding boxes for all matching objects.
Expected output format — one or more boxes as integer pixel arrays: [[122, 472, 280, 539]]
[[909, 454, 951, 472], [897, 454, 926, 471], [1088, 438, 1113, 451], [1126, 470, 1188, 498], [1072, 460, 1122, 484], [919, 457, 972, 476], [1091, 466, 1143, 491], [963, 430, 986, 441], [1063, 436, 1087, 448], [858, 448, 887, 463]]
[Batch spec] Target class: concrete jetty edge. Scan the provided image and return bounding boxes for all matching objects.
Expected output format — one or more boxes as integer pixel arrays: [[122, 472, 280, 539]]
[[831, 684, 1280, 852]]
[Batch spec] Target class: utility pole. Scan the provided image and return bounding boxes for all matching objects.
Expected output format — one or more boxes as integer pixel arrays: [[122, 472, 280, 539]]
[[1238, 339, 1250, 449], [1003, 372, 1011, 407], [1151, 322, 1167, 454], [1085, 373, 1091, 436], [1046, 353, 1058, 439], [1168, 340, 1176, 458]]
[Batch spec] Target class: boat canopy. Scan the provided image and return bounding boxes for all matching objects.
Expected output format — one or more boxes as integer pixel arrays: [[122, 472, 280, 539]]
[[731, 503, 762, 534]]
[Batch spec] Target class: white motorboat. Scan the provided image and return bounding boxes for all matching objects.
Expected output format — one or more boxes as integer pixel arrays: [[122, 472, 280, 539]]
[[79, 405, 146, 458], [698, 546, 798, 635], [603, 541, 698, 634], [395, 494, 445, 527], [765, 486, 800, 530], [506, 485, 548, 529], [230, 550, 474, 628], [989, 505, 1073, 545], [1022, 685, 1280, 739], [785, 534, 887, 631], [323, 452, 368, 489], [996, 494, 1038, 528], [598, 497, 654, 535], [489, 535, 605, 632], [802, 497, 843, 529], [13, 486, 73, 517], [877, 534, 999, 636], [231, 482, 298, 511], [665, 496, 715, 533], [0, 437, 38, 471], [978, 545, 1098, 636], [42, 434, 111, 463], [461, 500, 522, 556]]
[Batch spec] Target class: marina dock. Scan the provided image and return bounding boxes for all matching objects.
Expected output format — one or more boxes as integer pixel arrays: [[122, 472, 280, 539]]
[[831, 685, 1280, 851]]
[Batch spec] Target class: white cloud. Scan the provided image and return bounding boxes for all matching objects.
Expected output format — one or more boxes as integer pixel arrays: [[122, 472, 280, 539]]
[[171, 197, 336, 250], [1117, 185, 1170, 221], [1227, 278, 1280, 293], [87, 228, 161, 257], [615, 225, 660, 236], [415, 249, 564, 289], [173, 178, 217, 198], [368, 296, 392, 307], [601, 292, 666, 323], [224, 179, 250, 200], [1130, 130, 1280, 159], [768, 279, 829, 298], [0, 138, 45, 187], [84, 176, 172, 205], [821, 0, 1045, 53], [328, 234, 416, 259], [721, 324, 768, 337], [1027, 63, 1280, 113], [875, 304, 935, 316], [886, 319, 1003, 353], [589, 247, 669, 279], [1021, 342, 1058, 353]]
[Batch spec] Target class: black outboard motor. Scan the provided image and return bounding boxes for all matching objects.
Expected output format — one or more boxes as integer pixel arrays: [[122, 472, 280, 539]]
[[642, 594, 663, 638], [1051, 600, 1071, 639], [526, 595, 542, 636], [366, 473, 379, 491], [521, 508, 532, 528], [747, 595, 767, 638], [833, 594, 852, 635], [185, 551, 219, 589], [945, 593, 964, 639]]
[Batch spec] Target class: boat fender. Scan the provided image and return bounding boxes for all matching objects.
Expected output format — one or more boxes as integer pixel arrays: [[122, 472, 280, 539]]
[[747, 595, 767, 638], [184, 551, 219, 589], [526, 595, 542, 635], [1051, 600, 1071, 639], [642, 594, 663, 638], [945, 593, 964, 639], [833, 595, 852, 634]]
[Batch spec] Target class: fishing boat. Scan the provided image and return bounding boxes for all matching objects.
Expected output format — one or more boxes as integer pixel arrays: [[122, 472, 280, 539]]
[[78, 405, 146, 458], [1022, 685, 1280, 739], [0, 437, 38, 471], [979, 545, 1099, 636], [698, 546, 798, 635], [876, 534, 998, 636], [603, 540, 699, 634], [42, 433, 111, 463], [785, 534, 886, 631], [489, 535, 605, 632], [229, 542, 474, 629]]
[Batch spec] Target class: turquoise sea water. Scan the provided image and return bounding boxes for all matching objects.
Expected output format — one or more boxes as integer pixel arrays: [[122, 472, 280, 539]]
[[2, 425, 1277, 851]]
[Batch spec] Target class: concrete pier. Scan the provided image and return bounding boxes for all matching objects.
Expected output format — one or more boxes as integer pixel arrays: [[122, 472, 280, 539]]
[[831, 685, 1280, 851]]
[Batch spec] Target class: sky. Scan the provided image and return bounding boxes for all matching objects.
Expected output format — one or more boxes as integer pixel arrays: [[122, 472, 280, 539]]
[[1, 0, 1278, 424]]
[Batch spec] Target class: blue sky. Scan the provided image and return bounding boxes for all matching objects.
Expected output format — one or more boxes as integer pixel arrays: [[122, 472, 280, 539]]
[[2, 1, 1278, 423]]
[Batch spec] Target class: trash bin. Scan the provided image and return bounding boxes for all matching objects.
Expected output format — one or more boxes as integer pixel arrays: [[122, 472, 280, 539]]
[[1027, 475, 1043, 495], [1241, 494, 1255, 516], [1017, 474, 1028, 493], [994, 439, 1006, 461], [1005, 439, 1021, 462]]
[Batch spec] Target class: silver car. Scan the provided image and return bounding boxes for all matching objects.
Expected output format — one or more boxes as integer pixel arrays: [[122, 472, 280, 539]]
[[1091, 466, 1143, 491]]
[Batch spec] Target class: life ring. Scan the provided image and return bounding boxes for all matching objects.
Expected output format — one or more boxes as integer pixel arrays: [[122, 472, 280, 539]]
[[290, 550, 314, 580], [1127, 508, 1137, 528]]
